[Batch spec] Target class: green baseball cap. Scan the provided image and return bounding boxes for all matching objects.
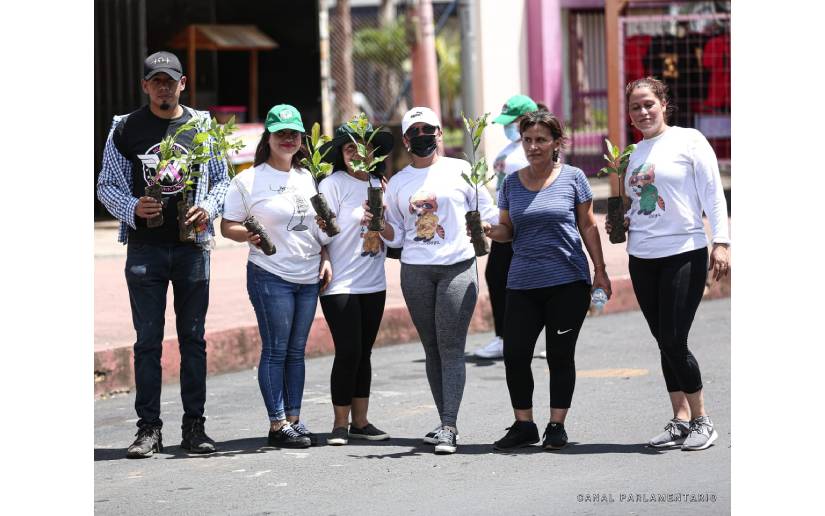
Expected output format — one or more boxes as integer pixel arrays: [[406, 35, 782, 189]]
[[493, 94, 538, 125], [265, 104, 305, 133]]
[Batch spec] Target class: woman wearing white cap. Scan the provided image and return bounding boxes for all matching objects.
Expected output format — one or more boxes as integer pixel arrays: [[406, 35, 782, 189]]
[[363, 107, 498, 454]]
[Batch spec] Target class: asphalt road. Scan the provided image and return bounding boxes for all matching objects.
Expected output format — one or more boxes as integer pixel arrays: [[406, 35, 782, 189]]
[[94, 298, 730, 515]]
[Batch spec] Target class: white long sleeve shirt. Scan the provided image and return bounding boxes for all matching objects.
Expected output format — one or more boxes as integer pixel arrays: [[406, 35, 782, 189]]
[[625, 126, 730, 259], [383, 156, 499, 265]]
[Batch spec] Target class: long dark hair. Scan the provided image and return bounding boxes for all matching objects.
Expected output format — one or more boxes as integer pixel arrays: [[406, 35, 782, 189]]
[[253, 129, 309, 169]]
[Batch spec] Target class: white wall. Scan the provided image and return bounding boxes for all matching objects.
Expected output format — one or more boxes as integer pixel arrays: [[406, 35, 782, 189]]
[[477, 0, 530, 163]]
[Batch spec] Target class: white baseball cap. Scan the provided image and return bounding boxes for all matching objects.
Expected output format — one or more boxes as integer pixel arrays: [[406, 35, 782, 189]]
[[401, 107, 441, 134]]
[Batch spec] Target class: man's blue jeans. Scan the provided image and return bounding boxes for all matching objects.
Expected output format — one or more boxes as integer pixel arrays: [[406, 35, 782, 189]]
[[125, 241, 210, 428], [246, 262, 320, 421]]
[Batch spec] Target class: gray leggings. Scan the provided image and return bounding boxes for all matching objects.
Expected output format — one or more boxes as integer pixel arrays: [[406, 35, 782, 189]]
[[400, 258, 478, 428]]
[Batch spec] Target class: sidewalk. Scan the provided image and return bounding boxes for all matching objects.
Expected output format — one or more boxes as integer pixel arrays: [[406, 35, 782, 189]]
[[94, 177, 731, 397]]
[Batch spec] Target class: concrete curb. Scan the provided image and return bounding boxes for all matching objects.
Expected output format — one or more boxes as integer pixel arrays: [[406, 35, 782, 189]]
[[93, 275, 730, 398]]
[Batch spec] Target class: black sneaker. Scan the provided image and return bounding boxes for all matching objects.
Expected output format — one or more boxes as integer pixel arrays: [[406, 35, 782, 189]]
[[493, 420, 540, 450], [268, 423, 311, 449], [349, 423, 390, 441], [180, 417, 217, 454], [326, 426, 349, 446], [127, 425, 163, 459], [291, 421, 319, 446], [542, 422, 568, 450], [424, 425, 460, 444]]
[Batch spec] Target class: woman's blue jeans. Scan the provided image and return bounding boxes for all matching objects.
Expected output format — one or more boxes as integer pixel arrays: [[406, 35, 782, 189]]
[[247, 262, 320, 421]]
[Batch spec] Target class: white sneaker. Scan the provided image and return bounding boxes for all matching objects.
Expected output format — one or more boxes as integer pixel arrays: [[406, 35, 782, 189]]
[[474, 337, 504, 358]]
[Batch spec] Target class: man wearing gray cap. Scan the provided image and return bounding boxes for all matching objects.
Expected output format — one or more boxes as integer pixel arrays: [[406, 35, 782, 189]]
[[97, 51, 229, 458]]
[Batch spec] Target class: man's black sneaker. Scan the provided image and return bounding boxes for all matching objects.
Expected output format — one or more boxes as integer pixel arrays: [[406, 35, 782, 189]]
[[180, 417, 217, 454], [542, 422, 568, 450], [349, 423, 390, 441], [493, 420, 540, 450], [127, 425, 163, 459], [291, 421, 319, 446], [268, 423, 311, 449]]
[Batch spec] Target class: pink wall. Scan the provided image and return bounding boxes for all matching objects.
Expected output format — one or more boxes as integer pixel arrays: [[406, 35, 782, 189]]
[[526, 0, 563, 115]]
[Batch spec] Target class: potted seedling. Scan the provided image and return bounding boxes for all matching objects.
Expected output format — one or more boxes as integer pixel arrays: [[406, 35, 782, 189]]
[[300, 122, 340, 237], [346, 113, 389, 232], [598, 138, 636, 244], [460, 112, 493, 257], [155, 115, 245, 243]]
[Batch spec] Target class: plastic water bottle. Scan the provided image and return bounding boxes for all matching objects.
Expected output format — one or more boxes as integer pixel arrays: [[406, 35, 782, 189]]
[[591, 288, 608, 312]]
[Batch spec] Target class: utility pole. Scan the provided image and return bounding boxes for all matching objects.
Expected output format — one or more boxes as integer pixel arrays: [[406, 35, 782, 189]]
[[331, 0, 355, 124], [459, 0, 479, 159], [408, 0, 441, 120]]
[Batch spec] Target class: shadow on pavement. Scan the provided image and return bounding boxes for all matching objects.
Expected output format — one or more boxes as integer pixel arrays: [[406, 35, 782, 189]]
[[556, 442, 664, 455]]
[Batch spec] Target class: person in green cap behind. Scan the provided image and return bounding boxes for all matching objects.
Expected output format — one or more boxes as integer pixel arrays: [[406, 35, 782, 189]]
[[473, 94, 541, 360], [221, 104, 334, 449]]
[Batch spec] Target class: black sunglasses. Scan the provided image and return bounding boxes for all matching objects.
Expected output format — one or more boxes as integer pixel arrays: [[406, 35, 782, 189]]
[[405, 124, 438, 137]]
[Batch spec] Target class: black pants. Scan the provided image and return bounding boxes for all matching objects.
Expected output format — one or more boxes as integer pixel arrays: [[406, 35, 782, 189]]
[[503, 281, 591, 409], [484, 240, 513, 337], [124, 241, 210, 429], [320, 291, 386, 406], [628, 247, 708, 394]]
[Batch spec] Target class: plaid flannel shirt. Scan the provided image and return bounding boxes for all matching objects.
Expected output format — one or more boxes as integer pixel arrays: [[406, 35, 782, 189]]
[[96, 106, 229, 246]]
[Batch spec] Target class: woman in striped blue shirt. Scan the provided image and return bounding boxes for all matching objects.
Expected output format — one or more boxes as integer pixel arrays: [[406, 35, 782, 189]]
[[480, 110, 611, 451]]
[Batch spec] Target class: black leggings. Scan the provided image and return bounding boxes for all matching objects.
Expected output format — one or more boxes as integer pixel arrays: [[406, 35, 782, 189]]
[[320, 291, 386, 406], [503, 281, 591, 409], [484, 240, 513, 337], [628, 247, 708, 394]]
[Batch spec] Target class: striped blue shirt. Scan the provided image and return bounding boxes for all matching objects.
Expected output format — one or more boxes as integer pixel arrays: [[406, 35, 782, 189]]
[[499, 164, 593, 290], [96, 106, 229, 246]]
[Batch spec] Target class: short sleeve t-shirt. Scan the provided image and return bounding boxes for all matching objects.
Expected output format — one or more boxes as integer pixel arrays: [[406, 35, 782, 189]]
[[113, 105, 196, 243], [492, 140, 529, 193], [499, 164, 593, 290], [318, 171, 386, 296], [223, 163, 327, 284], [382, 156, 499, 266]]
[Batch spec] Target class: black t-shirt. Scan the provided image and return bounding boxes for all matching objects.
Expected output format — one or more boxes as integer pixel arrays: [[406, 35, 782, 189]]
[[112, 105, 197, 243]]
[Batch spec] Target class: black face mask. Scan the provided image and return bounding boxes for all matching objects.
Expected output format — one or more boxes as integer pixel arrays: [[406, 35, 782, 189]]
[[409, 134, 438, 157]]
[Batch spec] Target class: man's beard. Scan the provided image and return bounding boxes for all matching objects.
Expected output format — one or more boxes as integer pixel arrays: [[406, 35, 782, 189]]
[[159, 101, 171, 111]]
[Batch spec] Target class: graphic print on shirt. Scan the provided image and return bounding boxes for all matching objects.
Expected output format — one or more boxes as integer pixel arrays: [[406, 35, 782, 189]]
[[629, 163, 666, 216], [272, 185, 310, 231], [137, 142, 189, 195], [361, 228, 385, 257], [408, 191, 445, 242]]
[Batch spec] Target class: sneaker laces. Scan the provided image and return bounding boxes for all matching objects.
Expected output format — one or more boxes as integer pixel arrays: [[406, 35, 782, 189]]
[[688, 418, 711, 437], [663, 420, 685, 438], [292, 421, 310, 435], [438, 428, 455, 443], [135, 426, 160, 441], [280, 423, 303, 439]]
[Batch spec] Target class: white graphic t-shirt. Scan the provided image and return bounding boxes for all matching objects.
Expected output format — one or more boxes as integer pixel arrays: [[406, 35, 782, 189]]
[[383, 156, 499, 266], [624, 126, 730, 259], [223, 163, 331, 284], [318, 171, 386, 296]]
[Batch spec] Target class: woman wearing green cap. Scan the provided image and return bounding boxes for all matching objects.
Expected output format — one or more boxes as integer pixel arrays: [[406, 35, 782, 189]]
[[313, 120, 395, 446], [221, 104, 333, 449], [473, 94, 541, 360]]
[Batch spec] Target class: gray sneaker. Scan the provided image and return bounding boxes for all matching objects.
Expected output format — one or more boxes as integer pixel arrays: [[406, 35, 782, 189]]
[[682, 416, 718, 451], [648, 418, 690, 448], [423, 425, 459, 445], [434, 427, 458, 454]]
